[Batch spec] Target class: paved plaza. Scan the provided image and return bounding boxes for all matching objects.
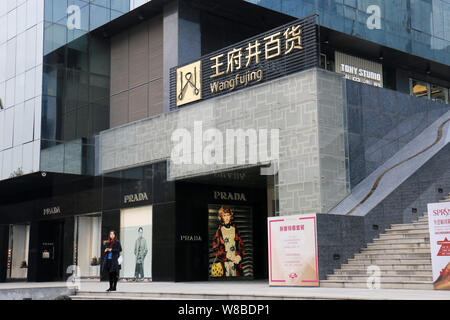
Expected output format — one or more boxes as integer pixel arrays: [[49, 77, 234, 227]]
[[0, 281, 449, 300]]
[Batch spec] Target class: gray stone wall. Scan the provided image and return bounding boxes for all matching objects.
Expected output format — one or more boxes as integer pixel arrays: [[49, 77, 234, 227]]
[[99, 68, 348, 216]]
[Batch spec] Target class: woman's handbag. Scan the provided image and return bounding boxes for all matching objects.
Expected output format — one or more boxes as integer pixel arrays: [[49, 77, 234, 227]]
[[210, 256, 223, 277]]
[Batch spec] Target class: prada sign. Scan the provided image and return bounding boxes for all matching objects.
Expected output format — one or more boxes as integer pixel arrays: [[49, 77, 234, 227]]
[[43, 206, 61, 216], [213, 191, 247, 202], [123, 192, 150, 204], [171, 15, 319, 109]]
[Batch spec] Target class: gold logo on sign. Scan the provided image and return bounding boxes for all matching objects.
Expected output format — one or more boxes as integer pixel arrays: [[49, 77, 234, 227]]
[[176, 61, 202, 107]]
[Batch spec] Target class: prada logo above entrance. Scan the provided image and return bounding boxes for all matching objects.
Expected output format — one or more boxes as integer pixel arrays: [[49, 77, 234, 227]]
[[43, 206, 61, 216], [214, 191, 247, 202], [124, 192, 150, 204], [171, 15, 319, 109]]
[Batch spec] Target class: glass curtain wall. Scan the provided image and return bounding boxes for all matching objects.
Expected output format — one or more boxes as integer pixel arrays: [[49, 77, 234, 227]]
[[44, 0, 130, 55], [41, 32, 110, 175], [246, 0, 450, 67]]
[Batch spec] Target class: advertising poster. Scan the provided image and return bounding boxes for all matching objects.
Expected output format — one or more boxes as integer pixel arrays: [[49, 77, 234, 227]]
[[267, 214, 318, 287], [208, 205, 253, 279], [427, 202, 450, 290], [120, 206, 152, 280]]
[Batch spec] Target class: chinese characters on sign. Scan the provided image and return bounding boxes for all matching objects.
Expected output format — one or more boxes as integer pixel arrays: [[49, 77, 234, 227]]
[[280, 225, 304, 232], [207, 24, 303, 95], [171, 15, 319, 108]]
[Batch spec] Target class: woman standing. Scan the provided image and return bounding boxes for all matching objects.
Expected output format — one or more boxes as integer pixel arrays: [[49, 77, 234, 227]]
[[102, 231, 122, 292]]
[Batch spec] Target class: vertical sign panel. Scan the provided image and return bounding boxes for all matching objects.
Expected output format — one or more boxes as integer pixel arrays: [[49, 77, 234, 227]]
[[268, 214, 318, 286], [427, 202, 450, 290]]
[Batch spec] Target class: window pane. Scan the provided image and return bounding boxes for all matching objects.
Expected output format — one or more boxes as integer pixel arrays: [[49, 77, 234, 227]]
[[410, 79, 429, 99], [430, 84, 448, 104]]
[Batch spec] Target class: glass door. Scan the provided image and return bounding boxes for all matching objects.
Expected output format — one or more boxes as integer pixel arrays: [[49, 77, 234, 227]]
[[7, 224, 30, 280], [74, 214, 102, 279]]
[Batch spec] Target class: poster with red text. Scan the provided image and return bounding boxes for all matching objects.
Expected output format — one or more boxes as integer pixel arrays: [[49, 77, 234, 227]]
[[427, 202, 450, 290], [267, 214, 319, 286]]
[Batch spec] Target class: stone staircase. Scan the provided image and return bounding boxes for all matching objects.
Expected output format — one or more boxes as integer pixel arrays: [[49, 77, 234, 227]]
[[321, 193, 450, 289], [321, 214, 433, 289]]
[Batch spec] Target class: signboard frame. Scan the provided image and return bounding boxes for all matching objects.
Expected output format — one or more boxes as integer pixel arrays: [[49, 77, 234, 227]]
[[267, 213, 319, 287], [170, 15, 320, 109]]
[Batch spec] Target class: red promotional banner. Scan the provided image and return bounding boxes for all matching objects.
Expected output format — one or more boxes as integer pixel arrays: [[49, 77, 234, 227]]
[[427, 202, 450, 290]]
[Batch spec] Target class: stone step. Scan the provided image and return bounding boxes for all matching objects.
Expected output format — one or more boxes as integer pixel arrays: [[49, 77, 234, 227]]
[[340, 264, 431, 271], [386, 222, 428, 230], [326, 275, 433, 282], [70, 295, 172, 300], [320, 280, 433, 290], [372, 238, 429, 245], [71, 291, 213, 300], [333, 269, 432, 276], [360, 247, 430, 254], [385, 227, 429, 234], [366, 242, 430, 250], [378, 233, 430, 240], [354, 253, 431, 260], [346, 258, 431, 265]]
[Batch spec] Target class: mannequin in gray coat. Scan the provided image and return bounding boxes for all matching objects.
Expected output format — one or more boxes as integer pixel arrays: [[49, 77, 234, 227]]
[[134, 227, 148, 280]]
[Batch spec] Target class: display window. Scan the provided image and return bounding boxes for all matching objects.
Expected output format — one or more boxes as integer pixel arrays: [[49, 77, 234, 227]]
[[74, 214, 102, 279], [410, 78, 449, 104], [120, 206, 152, 281], [208, 205, 253, 279], [7, 224, 30, 280]]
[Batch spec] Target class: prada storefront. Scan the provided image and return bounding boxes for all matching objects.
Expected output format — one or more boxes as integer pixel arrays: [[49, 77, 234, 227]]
[[0, 162, 272, 283]]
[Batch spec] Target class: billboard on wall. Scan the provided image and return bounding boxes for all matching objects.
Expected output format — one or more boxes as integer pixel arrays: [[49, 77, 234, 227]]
[[427, 202, 450, 290], [208, 205, 253, 279], [267, 214, 319, 286], [335, 51, 383, 88], [120, 206, 153, 280]]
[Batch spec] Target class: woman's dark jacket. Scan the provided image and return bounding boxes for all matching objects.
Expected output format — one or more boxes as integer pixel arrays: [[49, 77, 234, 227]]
[[101, 239, 122, 274]]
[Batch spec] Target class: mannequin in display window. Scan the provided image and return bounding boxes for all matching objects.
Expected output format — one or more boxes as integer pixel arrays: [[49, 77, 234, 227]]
[[212, 206, 245, 277], [134, 227, 148, 280], [102, 231, 122, 292]]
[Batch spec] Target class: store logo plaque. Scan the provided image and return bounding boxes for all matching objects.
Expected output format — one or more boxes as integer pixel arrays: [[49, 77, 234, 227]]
[[176, 61, 202, 107], [43, 206, 61, 216], [213, 191, 247, 202], [123, 192, 149, 204]]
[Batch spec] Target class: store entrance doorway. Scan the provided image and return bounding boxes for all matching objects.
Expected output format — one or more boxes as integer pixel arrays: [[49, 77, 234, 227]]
[[37, 219, 64, 282], [6, 224, 30, 281], [74, 213, 102, 279]]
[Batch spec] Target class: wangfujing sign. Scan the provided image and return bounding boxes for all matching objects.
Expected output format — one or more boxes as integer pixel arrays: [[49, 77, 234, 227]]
[[170, 15, 319, 109]]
